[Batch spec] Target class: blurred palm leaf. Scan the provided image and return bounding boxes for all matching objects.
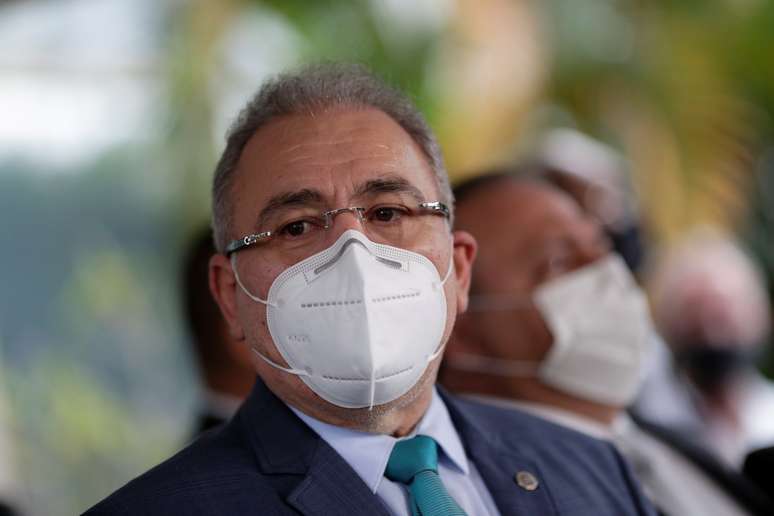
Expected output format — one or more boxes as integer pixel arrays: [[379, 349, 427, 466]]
[[544, 0, 769, 246]]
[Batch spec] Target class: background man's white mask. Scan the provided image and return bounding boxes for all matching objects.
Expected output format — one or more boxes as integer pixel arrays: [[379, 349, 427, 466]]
[[232, 229, 453, 409], [448, 255, 654, 407], [535, 254, 654, 406]]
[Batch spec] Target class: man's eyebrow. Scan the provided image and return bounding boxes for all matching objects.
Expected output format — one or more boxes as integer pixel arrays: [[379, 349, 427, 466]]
[[256, 188, 324, 228], [354, 176, 426, 203]]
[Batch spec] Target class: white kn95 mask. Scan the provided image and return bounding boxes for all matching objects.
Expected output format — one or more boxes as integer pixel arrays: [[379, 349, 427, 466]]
[[533, 254, 653, 406], [231, 229, 453, 409]]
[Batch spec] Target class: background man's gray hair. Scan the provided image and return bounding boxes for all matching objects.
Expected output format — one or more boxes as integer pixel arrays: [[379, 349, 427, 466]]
[[648, 227, 772, 345], [211, 62, 452, 253]]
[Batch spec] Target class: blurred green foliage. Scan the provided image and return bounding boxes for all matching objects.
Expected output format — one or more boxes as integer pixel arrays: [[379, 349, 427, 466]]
[[0, 151, 197, 514], [1, 1, 774, 514]]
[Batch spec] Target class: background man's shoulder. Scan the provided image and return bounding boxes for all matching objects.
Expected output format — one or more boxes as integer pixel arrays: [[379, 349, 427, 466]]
[[447, 394, 657, 516], [452, 395, 607, 444]]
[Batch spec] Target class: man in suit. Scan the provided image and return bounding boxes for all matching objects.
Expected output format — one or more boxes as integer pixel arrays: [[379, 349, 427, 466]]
[[181, 227, 255, 436], [439, 169, 773, 516], [86, 63, 656, 515]]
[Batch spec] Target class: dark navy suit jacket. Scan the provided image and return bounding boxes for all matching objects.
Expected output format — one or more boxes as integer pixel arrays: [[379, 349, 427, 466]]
[[85, 380, 656, 515]]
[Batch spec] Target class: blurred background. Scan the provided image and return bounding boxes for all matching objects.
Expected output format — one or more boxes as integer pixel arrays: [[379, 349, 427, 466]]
[[0, 0, 772, 514]]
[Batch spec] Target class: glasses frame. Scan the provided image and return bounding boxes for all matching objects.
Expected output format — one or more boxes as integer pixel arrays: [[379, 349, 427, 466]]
[[224, 201, 450, 256]]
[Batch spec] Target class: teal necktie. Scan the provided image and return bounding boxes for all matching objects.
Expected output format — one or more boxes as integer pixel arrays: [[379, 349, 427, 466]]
[[385, 435, 468, 516]]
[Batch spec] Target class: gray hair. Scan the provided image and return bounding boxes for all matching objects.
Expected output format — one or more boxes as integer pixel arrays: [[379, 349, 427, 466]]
[[211, 62, 452, 253]]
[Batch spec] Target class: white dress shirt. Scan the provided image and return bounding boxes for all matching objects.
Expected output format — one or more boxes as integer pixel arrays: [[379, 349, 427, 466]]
[[475, 396, 752, 516], [290, 388, 501, 516]]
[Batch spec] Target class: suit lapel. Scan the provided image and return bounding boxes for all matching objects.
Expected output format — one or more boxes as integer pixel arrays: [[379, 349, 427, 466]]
[[287, 443, 392, 516], [441, 389, 559, 516], [239, 380, 391, 516], [467, 440, 558, 515]]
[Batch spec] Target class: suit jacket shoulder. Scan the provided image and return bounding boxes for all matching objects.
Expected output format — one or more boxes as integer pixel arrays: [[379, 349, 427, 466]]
[[84, 415, 296, 515]]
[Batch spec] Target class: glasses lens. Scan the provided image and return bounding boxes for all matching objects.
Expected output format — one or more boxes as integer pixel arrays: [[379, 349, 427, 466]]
[[239, 198, 446, 268], [361, 203, 436, 247], [240, 213, 327, 266]]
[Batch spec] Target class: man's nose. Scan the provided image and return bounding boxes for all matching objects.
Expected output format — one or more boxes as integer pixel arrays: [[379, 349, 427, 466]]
[[325, 208, 368, 242]]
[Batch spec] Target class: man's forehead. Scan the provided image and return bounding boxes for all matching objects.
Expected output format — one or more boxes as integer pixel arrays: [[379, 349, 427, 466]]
[[233, 109, 438, 208], [243, 108, 419, 164], [459, 181, 562, 225], [459, 181, 588, 246]]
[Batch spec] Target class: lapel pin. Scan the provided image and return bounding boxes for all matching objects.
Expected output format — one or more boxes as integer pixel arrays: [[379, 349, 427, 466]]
[[514, 470, 539, 491]]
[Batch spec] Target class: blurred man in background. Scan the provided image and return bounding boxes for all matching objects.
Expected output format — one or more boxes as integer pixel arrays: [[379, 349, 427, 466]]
[[181, 227, 255, 436], [532, 129, 700, 440], [647, 230, 774, 468], [440, 170, 773, 516]]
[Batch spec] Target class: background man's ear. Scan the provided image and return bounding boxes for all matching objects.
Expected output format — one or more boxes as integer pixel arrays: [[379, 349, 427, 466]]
[[209, 254, 246, 342], [446, 309, 479, 355]]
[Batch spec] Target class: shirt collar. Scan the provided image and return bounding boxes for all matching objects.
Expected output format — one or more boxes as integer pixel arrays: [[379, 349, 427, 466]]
[[289, 387, 469, 493]]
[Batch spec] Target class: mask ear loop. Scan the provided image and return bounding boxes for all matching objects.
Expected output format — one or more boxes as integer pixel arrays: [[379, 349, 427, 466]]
[[436, 240, 540, 378], [230, 254, 310, 377], [230, 254, 278, 308], [251, 348, 311, 377], [443, 352, 540, 377], [466, 294, 533, 313], [439, 244, 455, 286], [425, 240, 456, 365]]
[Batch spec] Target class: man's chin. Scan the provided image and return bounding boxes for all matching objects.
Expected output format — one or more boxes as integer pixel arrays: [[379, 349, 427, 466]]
[[281, 362, 440, 435]]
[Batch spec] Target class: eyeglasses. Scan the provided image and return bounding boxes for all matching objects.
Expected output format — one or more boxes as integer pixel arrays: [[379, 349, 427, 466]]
[[225, 201, 450, 261]]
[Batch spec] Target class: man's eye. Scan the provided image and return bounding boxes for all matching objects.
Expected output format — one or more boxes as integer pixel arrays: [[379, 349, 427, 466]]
[[279, 220, 313, 238], [369, 206, 407, 223]]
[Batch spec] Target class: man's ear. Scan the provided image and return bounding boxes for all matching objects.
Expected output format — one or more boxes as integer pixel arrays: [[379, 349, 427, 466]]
[[209, 253, 246, 342], [451, 230, 477, 314]]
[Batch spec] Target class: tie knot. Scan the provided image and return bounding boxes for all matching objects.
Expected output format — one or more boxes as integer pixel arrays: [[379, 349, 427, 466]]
[[385, 435, 438, 484]]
